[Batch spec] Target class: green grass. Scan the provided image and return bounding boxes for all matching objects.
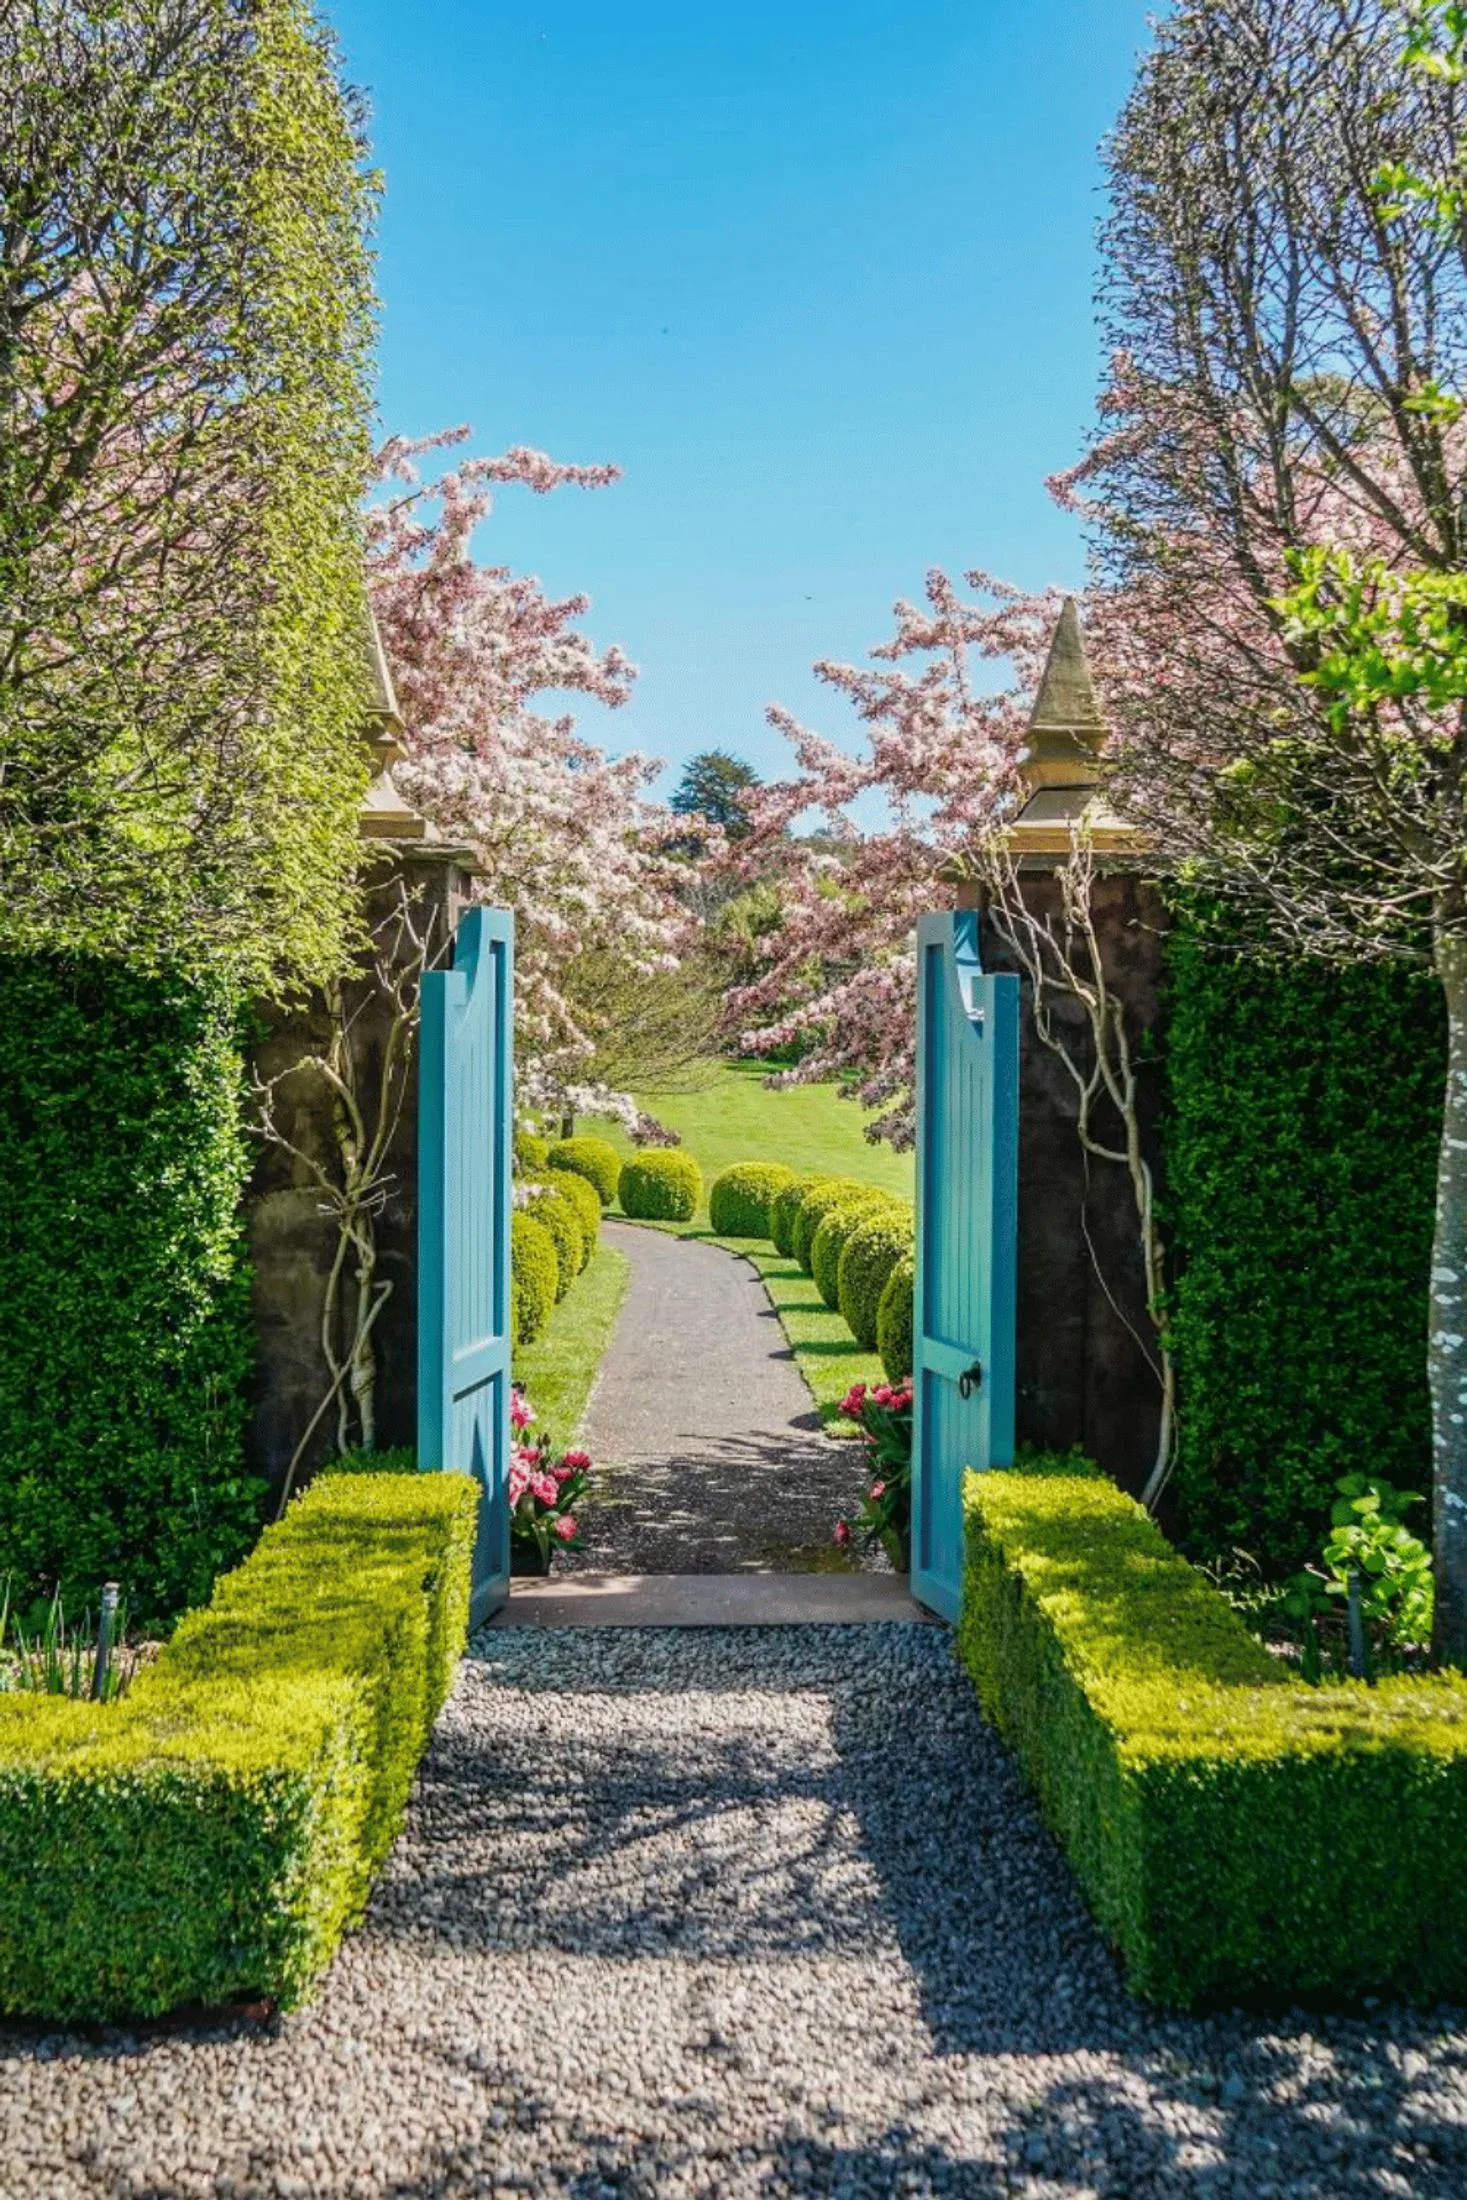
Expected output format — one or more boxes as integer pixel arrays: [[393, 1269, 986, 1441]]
[[512, 1239, 631, 1452], [733, 1241, 887, 1425], [581, 1062, 914, 1226]]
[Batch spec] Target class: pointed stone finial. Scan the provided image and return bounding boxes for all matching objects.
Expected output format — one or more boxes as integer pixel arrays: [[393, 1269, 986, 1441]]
[[1023, 597, 1105, 792]]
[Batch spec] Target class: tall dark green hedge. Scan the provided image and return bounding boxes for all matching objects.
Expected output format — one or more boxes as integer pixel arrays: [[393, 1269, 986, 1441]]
[[1165, 912, 1443, 1577], [0, 959, 262, 1626]]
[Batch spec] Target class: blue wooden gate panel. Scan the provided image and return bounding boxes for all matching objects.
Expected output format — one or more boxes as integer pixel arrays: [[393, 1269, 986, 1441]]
[[911, 909, 1019, 1622], [418, 905, 514, 1630]]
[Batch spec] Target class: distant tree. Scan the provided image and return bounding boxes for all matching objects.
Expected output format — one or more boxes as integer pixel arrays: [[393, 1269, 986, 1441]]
[[670, 750, 761, 838]]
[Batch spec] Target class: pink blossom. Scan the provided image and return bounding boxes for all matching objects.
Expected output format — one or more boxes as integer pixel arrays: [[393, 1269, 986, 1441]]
[[531, 1473, 559, 1507], [840, 1383, 868, 1418], [869, 1481, 886, 1501], [552, 1515, 579, 1541], [561, 1449, 592, 1472], [510, 1391, 533, 1431], [834, 1520, 853, 1548], [508, 1463, 530, 1506]]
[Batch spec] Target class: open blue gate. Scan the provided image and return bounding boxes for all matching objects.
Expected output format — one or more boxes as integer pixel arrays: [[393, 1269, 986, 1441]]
[[418, 904, 514, 1629], [911, 910, 1020, 1621]]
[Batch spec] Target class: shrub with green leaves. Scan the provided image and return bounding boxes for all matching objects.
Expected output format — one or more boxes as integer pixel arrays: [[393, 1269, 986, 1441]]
[[514, 1131, 551, 1175], [957, 1456, 1467, 2007], [1165, 904, 1442, 1575], [0, 1469, 477, 2021], [511, 1211, 559, 1345], [770, 1173, 833, 1258], [791, 1178, 869, 1273], [0, 957, 260, 1628], [877, 1255, 915, 1382], [839, 1210, 915, 1348], [1280, 1474, 1434, 1680], [709, 1162, 797, 1238], [547, 1136, 623, 1208], [620, 1150, 703, 1223], [528, 1168, 599, 1263], [520, 1188, 584, 1299], [811, 1192, 900, 1310]]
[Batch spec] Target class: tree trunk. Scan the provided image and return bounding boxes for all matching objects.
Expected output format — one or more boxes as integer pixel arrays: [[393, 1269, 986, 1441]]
[[1431, 929, 1467, 1666]]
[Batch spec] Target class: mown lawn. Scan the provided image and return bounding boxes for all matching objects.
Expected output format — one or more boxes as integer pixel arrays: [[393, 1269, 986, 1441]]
[[512, 1238, 630, 1452], [584, 1061, 914, 1225]]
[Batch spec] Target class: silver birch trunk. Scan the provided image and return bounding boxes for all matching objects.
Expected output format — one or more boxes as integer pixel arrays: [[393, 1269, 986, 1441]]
[[1432, 928, 1467, 1667]]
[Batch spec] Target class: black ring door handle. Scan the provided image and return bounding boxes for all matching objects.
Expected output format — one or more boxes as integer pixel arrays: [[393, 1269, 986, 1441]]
[[957, 1361, 983, 1400]]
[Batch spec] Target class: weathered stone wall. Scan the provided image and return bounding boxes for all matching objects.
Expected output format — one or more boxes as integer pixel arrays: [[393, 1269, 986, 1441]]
[[246, 851, 474, 1497], [957, 870, 1169, 1498]]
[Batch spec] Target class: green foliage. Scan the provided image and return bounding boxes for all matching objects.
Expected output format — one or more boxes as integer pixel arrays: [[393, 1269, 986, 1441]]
[[619, 1150, 703, 1223], [956, 1457, 1467, 2007], [670, 749, 760, 836], [528, 1168, 600, 1262], [811, 1192, 900, 1310], [0, 0, 377, 990], [877, 1255, 915, 1383], [515, 1131, 551, 1174], [1165, 905, 1443, 1576], [512, 1241, 631, 1450], [838, 1211, 915, 1349], [709, 1161, 797, 1238], [547, 1136, 622, 1207], [521, 1188, 584, 1299], [791, 1177, 870, 1273], [511, 1212, 559, 1346], [1281, 1474, 1434, 1678], [0, 1470, 477, 2020], [0, 957, 260, 1628], [770, 1172, 833, 1257]]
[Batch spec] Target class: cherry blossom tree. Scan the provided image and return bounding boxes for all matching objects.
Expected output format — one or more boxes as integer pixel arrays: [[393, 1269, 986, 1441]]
[[727, 571, 1055, 1145], [366, 431, 690, 1131]]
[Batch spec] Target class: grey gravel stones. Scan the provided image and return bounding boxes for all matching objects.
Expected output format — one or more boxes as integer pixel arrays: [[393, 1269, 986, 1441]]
[[4, 1623, 1467, 2197]]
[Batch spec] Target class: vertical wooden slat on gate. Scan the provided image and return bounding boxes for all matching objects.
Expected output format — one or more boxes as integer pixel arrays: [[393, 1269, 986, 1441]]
[[911, 909, 1019, 1621], [418, 904, 514, 1628]]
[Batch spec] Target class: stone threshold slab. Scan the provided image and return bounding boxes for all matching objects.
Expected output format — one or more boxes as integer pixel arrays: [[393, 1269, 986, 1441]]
[[491, 1572, 940, 1629]]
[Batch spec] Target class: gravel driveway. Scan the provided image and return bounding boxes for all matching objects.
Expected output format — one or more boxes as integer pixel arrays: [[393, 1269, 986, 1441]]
[[573, 1223, 873, 1573], [5, 1623, 1466, 2198]]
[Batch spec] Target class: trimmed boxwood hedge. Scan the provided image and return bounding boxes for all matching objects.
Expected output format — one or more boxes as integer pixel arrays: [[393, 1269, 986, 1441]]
[[520, 1187, 583, 1298], [514, 1130, 551, 1174], [547, 1135, 622, 1207], [529, 1167, 599, 1259], [0, 1469, 478, 2021], [511, 1210, 559, 1344], [957, 1456, 1467, 2008], [770, 1172, 832, 1258], [839, 1210, 914, 1348], [791, 1177, 868, 1273], [811, 1192, 899, 1310], [709, 1161, 796, 1238], [877, 1254, 915, 1380], [620, 1150, 702, 1223]]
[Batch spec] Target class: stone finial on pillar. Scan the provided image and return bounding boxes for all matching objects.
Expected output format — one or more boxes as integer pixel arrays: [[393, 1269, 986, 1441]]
[[1008, 598, 1145, 865], [356, 604, 473, 871]]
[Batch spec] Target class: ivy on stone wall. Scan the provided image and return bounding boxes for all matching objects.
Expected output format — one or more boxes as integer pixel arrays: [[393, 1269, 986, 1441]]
[[0, 959, 262, 1627], [1164, 907, 1444, 1578]]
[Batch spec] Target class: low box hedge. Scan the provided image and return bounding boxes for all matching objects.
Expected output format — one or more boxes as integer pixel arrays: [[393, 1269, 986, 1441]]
[[0, 1470, 477, 2022], [956, 1457, 1467, 2008]]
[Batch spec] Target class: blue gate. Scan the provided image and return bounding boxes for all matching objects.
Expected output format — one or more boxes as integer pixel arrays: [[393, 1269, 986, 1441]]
[[418, 904, 514, 1629], [911, 910, 1020, 1621]]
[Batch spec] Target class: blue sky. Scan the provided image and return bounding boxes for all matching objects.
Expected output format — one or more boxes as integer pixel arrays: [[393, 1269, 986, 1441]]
[[324, 0, 1156, 795]]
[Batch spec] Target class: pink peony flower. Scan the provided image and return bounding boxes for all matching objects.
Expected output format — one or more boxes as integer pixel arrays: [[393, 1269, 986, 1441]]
[[531, 1473, 559, 1506], [510, 1391, 533, 1431], [552, 1515, 578, 1541], [508, 1463, 530, 1506], [840, 1383, 868, 1418], [834, 1520, 853, 1548], [869, 1481, 886, 1500], [561, 1449, 592, 1472]]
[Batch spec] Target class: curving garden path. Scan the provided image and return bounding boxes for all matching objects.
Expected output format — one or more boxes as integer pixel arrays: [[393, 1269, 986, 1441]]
[[568, 1220, 874, 1575]]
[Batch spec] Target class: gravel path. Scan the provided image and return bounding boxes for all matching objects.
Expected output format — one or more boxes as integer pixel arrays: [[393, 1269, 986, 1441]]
[[572, 1222, 872, 1573], [6, 1623, 1466, 2198]]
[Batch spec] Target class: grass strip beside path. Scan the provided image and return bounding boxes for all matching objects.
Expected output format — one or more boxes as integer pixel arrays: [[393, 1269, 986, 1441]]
[[513, 1238, 631, 1453], [733, 1242, 886, 1427]]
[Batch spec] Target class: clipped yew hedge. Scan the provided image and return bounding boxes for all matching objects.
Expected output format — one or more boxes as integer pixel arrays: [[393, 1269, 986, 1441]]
[[957, 1456, 1467, 2007], [0, 1471, 477, 2021]]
